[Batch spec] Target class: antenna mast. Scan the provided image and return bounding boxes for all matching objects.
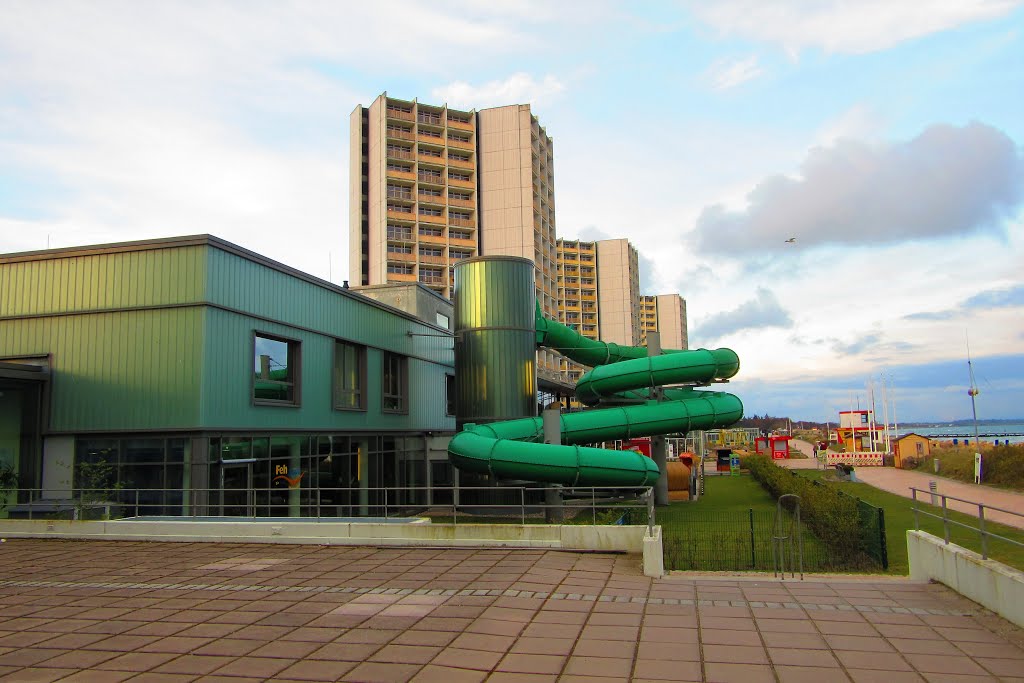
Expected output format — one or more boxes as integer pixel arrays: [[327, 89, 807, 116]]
[[967, 333, 981, 454]]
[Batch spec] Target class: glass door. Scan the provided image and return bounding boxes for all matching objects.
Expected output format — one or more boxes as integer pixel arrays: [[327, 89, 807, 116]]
[[221, 462, 253, 517]]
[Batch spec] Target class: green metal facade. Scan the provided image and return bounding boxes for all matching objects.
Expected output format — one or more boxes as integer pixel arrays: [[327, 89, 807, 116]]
[[0, 236, 455, 435]]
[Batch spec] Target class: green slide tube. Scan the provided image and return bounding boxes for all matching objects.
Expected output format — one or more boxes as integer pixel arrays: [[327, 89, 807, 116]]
[[448, 304, 744, 486]]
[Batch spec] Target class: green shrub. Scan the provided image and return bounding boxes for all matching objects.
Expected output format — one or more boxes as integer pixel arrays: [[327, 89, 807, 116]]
[[746, 455, 875, 569]]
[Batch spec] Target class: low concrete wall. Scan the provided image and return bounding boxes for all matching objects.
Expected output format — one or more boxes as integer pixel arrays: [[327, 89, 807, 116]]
[[0, 520, 660, 574], [908, 530, 1024, 627]]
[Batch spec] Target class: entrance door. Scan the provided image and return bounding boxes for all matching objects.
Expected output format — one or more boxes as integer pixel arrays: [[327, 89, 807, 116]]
[[221, 463, 253, 517]]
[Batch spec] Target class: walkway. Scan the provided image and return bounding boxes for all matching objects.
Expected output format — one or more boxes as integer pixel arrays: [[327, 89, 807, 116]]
[[1, 539, 1022, 682], [776, 452, 1024, 530]]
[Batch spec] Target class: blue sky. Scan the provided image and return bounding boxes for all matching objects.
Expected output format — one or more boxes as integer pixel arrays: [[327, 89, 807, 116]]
[[1, 1, 1022, 422]]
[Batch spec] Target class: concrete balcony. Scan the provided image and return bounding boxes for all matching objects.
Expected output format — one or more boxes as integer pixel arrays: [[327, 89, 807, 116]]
[[386, 108, 414, 122], [447, 137, 474, 151], [447, 196, 475, 209], [417, 212, 446, 225], [447, 117, 473, 131], [386, 209, 415, 222], [387, 168, 416, 182]]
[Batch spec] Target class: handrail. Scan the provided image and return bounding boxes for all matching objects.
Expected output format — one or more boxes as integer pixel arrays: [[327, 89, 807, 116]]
[[0, 485, 655, 530], [909, 486, 1024, 560]]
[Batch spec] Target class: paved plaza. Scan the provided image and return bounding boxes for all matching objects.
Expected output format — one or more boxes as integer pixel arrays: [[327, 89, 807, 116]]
[[0, 540, 1022, 682]]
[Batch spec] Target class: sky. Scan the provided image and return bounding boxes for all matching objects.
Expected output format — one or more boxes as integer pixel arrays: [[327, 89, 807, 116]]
[[1, 1, 1022, 423]]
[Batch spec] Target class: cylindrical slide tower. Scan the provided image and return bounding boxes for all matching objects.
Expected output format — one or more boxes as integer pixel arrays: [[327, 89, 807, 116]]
[[453, 256, 536, 428]]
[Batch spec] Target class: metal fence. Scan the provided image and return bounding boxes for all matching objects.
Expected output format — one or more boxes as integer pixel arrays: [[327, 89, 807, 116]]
[[910, 486, 1024, 560], [659, 508, 845, 572], [818, 481, 889, 569], [0, 485, 654, 532]]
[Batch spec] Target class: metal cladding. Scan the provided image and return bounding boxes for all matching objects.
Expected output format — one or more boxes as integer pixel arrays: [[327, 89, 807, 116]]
[[453, 256, 537, 426]]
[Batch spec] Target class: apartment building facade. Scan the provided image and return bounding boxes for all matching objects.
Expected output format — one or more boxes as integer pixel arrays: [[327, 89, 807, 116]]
[[350, 93, 563, 383], [556, 239, 689, 387], [641, 294, 689, 350]]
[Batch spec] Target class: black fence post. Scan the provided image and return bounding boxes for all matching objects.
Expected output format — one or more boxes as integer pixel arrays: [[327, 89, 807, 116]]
[[749, 508, 756, 568], [878, 507, 888, 570]]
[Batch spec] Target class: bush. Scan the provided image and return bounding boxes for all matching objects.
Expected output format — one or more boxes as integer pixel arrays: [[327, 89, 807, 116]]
[[746, 455, 875, 568]]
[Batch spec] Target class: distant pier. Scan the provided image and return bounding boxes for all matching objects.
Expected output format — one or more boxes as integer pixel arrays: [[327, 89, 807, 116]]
[[918, 432, 1024, 439]]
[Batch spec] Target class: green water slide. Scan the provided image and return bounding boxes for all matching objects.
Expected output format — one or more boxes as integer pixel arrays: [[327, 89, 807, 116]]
[[448, 304, 744, 486]]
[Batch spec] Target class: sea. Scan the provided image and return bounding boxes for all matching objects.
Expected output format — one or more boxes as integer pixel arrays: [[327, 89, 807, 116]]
[[892, 423, 1024, 446]]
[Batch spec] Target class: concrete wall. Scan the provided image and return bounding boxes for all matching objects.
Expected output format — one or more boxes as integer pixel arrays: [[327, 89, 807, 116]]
[[0, 519, 664, 577], [908, 530, 1024, 628]]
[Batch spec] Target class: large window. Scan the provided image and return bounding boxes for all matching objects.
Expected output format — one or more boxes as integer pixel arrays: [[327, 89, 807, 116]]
[[382, 352, 408, 414], [253, 333, 300, 405], [334, 341, 366, 411]]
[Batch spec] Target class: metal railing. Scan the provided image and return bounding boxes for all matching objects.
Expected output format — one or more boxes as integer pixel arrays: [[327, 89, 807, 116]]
[[1, 485, 655, 530], [910, 486, 1024, 560], [771, 494, 804, 579]]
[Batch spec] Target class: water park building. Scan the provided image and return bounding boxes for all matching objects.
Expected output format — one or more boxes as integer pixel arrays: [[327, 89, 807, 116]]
[[0, 235, 456, 517]]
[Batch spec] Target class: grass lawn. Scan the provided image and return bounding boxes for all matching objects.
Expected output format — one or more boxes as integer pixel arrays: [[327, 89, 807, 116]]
[[797, 470, 1024, 574], [657, 474, 837, 573]]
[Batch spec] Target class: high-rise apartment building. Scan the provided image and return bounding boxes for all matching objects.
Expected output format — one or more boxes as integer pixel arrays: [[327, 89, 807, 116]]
[[595, 238, 641, 347], [556, 238, 689, 386], [555, 239, 599, 385], [350, 93, 562, 382], [349, 95, 478, 299], [641, 294, 688, 350]]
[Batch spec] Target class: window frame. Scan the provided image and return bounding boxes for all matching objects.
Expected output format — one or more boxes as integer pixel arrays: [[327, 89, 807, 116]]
[[333, 340, 367, 412], [252, 331, 301, 407], [382, 352, 409, 414], [445, 374, 455, 416]]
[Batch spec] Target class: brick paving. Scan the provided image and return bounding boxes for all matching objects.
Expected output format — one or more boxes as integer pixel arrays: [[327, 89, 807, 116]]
[[0, 539, 1023, 682]]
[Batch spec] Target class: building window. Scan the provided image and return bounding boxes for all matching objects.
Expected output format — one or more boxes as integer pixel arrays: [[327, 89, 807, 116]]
[[387, 243, 413, 254], [420, 246, 443, 257], [436, 312, 450, 329], [450, 229, 472, 240], [418, 207, 443, 217], [333, 341, 366, 411], [253, 333, 299, 405], [386, 184, 412, 200], [419, 226, 443, 237], [387, 263, 413, 274], [387, 225, 413, 240], [446, 374, 455, 416], [382, 352, 408, 413]]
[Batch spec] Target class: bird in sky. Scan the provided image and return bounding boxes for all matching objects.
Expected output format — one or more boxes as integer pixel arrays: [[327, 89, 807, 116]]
[[785, 237, 797, 243]]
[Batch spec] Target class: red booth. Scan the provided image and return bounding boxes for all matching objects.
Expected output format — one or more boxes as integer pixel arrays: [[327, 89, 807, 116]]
[[769, 436, 791, 459]]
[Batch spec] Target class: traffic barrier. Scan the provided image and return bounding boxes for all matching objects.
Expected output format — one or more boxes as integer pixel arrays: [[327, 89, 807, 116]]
[[826, 452, 884, 467]]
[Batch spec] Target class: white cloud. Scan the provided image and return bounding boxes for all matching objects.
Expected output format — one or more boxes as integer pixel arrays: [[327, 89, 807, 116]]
[[431, 73, 566, 110], [692, 122, 1024, 254], [689, 0, 1021, 55], [704, 55, 764, 90]]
